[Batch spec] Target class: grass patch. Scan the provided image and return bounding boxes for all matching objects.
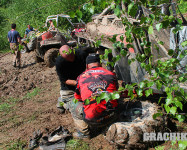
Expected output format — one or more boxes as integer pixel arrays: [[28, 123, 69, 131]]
[[5, 139, 27, 150], [0, 97, 20, 114], [23, 87, 41, 99], [66, 139, 90, 150], [0, 49, 11, 54]]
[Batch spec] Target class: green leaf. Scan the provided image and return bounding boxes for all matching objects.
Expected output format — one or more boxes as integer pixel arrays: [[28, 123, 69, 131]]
[[128, 2, 134, 15], [149, 14, 155, 20], [181, 40, 187, 47], [164, 104, 170, 114], [147, 81, 154, 87], [114, 5, 121, 17], [148, 26, 153, 34], [118, 87, 125, 91], [166, 97, 172, 106], [168, 49, 174, 56], [176, 18, 183, 25], [145, 88, 153, 97], [178, 141, 187, 150], [73, 98, 78, 104], [156, 23, 162, 32], [136, 89, 143, 96], [89, 6, 95, 14], [175, 101, 183, 110], [111, 4, 115, 9], [140, 17, 146, 24], [84, 99, 90, 105], [96, 96, 101, 104], [139, 82, 145, 88], [170, 106, 177, 115], [111, 93, 120, 100], [100, 92, 111, 101], [69, 11, 75, 18], [156, 80, 162, 90], [76, 10, 82, 21], [176, 115, 185, 123], [153, 113, 163, 119]]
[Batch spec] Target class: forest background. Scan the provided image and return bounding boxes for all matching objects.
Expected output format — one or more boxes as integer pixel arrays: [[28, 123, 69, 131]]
[[0, 0, 105, 52], [0, 0, 186, 53]]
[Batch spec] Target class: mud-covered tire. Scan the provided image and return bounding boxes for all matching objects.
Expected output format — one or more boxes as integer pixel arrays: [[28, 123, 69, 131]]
[[44, 48, 58, 68], [33, 50, 43, 63], [105, 101, 167, 149]]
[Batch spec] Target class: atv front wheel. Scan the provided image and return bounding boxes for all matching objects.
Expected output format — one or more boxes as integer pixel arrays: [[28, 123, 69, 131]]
[[34, 50, 43, 63], [105, 101, 167, 149], [44, 48, 59, 68]]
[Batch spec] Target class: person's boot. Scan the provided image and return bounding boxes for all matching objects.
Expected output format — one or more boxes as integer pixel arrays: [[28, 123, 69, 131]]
[[56, 97, 66, 113], [73, 130, 90, 140], [56, 90, 74, 113]]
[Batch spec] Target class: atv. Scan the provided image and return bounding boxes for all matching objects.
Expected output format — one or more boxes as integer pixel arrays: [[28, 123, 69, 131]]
[[34, 29, 68, 68]]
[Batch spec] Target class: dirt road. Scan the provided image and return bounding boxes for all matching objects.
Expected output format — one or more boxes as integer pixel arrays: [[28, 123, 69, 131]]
[[0, 51, 115, 149]]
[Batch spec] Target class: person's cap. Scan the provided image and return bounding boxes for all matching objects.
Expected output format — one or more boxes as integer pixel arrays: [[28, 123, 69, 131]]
[[86, 53, 100, 64]]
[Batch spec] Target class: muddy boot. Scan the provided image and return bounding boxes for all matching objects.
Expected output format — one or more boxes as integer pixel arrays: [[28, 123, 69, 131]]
[[56, 90, 74, 113], [28, 130, 43, 150], [73, 130, 90, 140]]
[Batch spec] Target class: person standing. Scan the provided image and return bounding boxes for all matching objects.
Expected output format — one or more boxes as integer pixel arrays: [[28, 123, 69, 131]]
[[7, 23, 21, 68], [48, 20, 55, 30], [24, 24, 36, 38]]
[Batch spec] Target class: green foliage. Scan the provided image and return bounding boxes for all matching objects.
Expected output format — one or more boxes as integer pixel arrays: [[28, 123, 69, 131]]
[[66, 139, 90, 150], [0, 97, 20, 113], [1, 0, 103, 51], [24, 87, 41, 99], [6, 139, 27, 150]]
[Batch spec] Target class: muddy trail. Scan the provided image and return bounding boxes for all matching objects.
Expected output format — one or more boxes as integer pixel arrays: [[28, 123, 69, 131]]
[[0, 51, 116, 150]]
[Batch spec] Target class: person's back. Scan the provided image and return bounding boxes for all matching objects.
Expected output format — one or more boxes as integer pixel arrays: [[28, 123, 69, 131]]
[[7, 23, 21, 68], [8, 29, 20, 43], [74, 54, 118, 126]]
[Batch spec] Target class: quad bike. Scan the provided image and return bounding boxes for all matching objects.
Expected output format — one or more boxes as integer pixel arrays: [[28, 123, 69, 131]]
[[32, 14, 86, 67], [34, 29, 68, 68]]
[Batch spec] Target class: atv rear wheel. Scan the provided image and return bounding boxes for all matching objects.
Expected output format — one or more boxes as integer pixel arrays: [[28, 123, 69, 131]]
[[44, 48, 58, 68]]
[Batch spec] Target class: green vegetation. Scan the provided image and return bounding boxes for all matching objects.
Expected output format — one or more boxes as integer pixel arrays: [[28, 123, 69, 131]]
[[6, 139, 27, 150], [178, 0, 187, 15], [0, 88, 40, 115], [0, 0, 104, 52], [0, 97, 20, 114], [66, 139, 90, 150], [24, 87, 41, 99]]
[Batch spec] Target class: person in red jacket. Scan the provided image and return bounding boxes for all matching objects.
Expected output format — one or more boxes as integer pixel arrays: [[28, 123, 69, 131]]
[[67, 53, 119, 139]]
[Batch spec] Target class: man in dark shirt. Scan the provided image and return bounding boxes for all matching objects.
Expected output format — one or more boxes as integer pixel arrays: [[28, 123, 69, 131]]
[[7, 23, 21, 68], [55, 45, 90, 112]]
